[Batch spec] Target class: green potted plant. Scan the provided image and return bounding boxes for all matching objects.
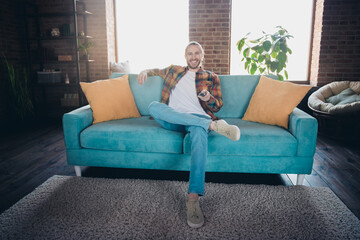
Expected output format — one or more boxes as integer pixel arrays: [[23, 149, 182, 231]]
[[236, 26, 293, 80], [78, 39, 94, 60], [2, 55, 34, 121]]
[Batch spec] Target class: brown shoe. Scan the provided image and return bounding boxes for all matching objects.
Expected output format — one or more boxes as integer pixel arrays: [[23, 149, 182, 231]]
[[186, 199, 204, 228]]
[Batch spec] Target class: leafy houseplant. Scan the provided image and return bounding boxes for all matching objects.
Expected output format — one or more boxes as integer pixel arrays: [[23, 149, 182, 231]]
[[78, 39, 94, 60], [2, 55, 34, 120], [236, 26, 293, 81]]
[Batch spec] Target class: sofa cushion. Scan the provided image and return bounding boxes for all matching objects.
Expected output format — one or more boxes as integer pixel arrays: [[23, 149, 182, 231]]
[[242, 76, 311, 129], [184, 118, 297, 156], [326, 88, 360, 105], [80, 75, 141, 124], [80, 117, 185, 154]]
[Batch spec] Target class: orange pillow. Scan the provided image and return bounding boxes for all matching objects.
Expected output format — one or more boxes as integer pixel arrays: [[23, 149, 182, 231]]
[[242, 75, 312, 129], [80, 75, 140, 124]]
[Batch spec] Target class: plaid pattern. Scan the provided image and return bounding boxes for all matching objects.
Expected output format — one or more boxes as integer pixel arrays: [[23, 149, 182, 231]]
[[147, 65, 223, 120]]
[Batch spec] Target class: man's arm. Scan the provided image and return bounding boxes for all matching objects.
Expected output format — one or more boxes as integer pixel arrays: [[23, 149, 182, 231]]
[[137, 66, 172, 85], [202, 73, 223, 113]]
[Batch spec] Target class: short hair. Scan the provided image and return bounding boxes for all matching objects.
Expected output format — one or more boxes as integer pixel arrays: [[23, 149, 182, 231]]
[[185, 41, 204, 55]]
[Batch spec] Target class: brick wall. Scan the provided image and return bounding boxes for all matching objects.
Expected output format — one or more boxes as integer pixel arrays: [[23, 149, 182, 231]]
[[85, 0, 115, 81], [105, 0, 116, 72], [309, 0, 324, 86], [310, 0, 360, 87], [189, 0, 231, 75]]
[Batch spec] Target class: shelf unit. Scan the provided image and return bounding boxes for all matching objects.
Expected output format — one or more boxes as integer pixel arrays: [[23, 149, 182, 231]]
[[25, 0, 93, 118]]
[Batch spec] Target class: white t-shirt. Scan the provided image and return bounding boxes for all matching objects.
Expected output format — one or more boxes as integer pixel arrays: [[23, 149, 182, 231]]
[[168, 71, 209, 117]]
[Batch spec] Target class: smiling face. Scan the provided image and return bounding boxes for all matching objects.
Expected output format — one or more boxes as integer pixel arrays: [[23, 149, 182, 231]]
[[185, 44, 204, 72]]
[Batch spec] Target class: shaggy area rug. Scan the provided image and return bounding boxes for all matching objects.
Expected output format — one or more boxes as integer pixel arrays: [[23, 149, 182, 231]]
[[1, 175, 359, 240]]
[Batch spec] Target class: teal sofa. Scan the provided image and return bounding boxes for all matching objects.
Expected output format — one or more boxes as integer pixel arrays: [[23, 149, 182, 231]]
[[63, 74, 318, 185]]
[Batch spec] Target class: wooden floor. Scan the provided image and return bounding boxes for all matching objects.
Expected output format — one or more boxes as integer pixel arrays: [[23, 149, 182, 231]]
[[0, 121, 359, 220]]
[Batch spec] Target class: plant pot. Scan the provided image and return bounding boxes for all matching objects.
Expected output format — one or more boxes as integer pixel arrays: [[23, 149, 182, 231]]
[[80, 54, 90, 60]]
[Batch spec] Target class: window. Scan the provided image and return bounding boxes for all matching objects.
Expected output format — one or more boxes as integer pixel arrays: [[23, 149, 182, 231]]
[[231, 0, 314, 81], [115, 0, 189, 73]]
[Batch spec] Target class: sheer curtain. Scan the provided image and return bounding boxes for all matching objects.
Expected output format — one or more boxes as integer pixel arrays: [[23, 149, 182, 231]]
[[231, 0, 314, 80], [115, 0, 189, 73]]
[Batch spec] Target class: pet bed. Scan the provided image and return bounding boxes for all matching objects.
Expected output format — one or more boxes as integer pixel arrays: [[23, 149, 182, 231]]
[[308, 81, 360, 141], [308, 81, 360, 115]]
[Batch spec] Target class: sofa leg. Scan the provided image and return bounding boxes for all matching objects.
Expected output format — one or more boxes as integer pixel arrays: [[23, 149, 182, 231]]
[[296, 174, 305, 185], [74, 166, 82, 177]]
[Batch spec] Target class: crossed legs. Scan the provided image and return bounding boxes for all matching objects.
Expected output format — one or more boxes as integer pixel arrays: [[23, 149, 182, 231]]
[[148, 101, 211, 196], [148, 101, 240, 228]]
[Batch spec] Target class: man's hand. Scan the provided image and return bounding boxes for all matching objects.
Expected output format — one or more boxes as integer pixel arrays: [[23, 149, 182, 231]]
[[198, 90, 211, 102], [137, 70, 148, 85]]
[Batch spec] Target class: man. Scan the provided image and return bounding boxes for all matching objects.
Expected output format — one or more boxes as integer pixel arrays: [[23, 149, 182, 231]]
[[137, 41, 240, 228]]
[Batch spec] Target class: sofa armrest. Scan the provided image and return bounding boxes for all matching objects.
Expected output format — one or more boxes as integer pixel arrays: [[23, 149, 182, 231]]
[[288, 108, 318, 157], [62, 105, 93, 149]]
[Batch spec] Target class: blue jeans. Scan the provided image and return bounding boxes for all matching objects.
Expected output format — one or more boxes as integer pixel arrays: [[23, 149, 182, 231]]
[[148, 101, 212, 196]]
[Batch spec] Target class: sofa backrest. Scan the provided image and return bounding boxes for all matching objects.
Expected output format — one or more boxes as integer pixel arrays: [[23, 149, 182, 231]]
[[110, 73, 262, 118], [129, 74, 163, 116], [216, 75, 260, 118]]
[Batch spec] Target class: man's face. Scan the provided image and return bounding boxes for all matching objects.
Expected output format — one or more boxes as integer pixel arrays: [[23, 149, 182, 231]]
[[185, 45, 203, 71]]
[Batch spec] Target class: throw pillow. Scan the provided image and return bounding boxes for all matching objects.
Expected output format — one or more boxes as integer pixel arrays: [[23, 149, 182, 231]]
[[80, 75, 140, 124], [326, 88, 360, 105], [110, 60, 131, 73], [242, 75, 312, 129]]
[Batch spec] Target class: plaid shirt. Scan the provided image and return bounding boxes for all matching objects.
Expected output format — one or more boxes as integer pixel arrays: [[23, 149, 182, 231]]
[[147, 65, 223, 120]]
